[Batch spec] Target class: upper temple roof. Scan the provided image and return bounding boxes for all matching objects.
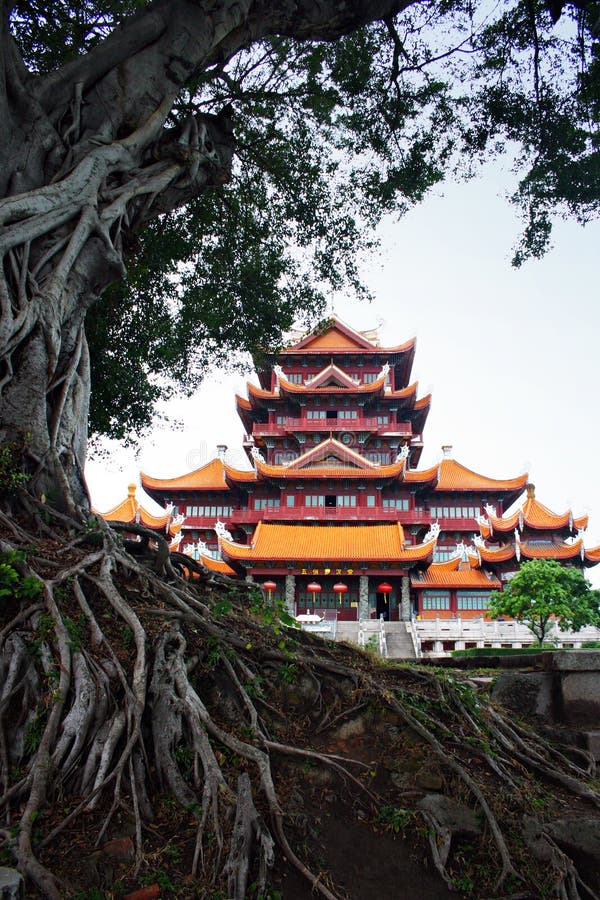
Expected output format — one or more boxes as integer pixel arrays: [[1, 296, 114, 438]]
[[282, 316, 415, 356], [97, 483, 182, 536], [478, 483, 588, 537]]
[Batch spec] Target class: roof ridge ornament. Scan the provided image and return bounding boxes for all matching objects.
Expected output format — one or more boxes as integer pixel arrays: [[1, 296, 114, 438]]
[[395, 444, 410, 463], [484, 502, 497, 518], [250, 446, 265, 468], [423, 521, 440, 543]]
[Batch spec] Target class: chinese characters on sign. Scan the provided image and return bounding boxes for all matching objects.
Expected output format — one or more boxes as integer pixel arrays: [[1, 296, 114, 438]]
[[300, 567, 355, 575]]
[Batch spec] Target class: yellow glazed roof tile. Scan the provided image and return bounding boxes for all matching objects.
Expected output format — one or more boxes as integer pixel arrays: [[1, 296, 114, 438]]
[[200, 555, 237, 575], [141, 458, 229, 491], [435, 459, 528, 492], [411, 565, 501, 589], [220, 522, 436, 563], [99, 484, 171, 529]]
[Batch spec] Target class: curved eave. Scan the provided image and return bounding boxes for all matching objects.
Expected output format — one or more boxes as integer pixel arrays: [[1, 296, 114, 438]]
[[485, 510, 521, 533], [477, 544, 518, 563], [403, 462, 439, 486], [520, 540, 584, 561], [141, 458, 228, 492], [220, 522, 435, 563], [99, 497, 138, 524], [574, 514, 589, 530], [99, 497, 171, 531], [279, 373, 386, 396], [384, 381, 418, 403], [435, 460, 528, 493], [200, 554, 237, 576], [255, 459, 405, 480], [583, 546, 600, 566], [223, 464, 258, 485], [411, 566, 500, 589]]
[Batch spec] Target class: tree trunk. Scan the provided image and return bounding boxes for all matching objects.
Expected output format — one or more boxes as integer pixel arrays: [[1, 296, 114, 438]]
[[0, 0, 411, 513]]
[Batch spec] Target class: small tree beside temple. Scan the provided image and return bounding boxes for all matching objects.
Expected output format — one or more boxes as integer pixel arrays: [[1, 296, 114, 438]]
[[489, 559, 600, 646]]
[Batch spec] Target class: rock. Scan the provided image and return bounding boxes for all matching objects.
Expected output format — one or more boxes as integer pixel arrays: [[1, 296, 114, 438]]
[[522, 816, 556, 863], [101, 836, 135, 861], [416, 794, 482, 837], [334, 717, 367, 741], [491, 672, 555, 721], [544, 650, 600, 671], [415, 771, 444, 791], [545, 817, 600, 867], [0, 868, 23, 899]]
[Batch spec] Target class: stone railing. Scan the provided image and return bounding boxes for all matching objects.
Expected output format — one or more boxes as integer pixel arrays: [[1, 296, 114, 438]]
[[416, 616, 600, 654]]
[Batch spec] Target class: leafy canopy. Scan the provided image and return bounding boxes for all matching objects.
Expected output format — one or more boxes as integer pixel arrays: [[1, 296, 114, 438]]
[[489, 559, 600, 644], [11, 0, 600, 442]]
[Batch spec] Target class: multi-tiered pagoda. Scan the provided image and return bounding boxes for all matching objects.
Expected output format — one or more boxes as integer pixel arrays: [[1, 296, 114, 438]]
[[129, 317, 599, 621]]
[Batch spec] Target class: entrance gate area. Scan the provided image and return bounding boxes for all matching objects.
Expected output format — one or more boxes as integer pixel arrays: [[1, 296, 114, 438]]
[[297, 577, 359, 621]]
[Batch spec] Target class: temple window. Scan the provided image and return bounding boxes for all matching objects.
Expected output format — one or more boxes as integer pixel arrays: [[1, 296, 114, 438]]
[[337, 495, 357, 507], [433, 548, 455, 562], [383, 498, 409, 510], [363, 372, 379, 383], [306, 410, 326, 420], [422, 590, 451, 610], [430, 506, 481, 519], [286, 372, 303, 383], [339, 410, 358, 419], [185, 505, 232, 518], [306, 495, 325, 507], [365, 451, 390, 464], [253, 498, 281, 510], [457, 592, 490, 610], [366, 495, 376, 507], [286, 495, 295, 507]]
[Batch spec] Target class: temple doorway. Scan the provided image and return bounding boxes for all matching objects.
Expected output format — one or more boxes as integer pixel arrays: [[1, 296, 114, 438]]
[[375, 590, 390, 620]]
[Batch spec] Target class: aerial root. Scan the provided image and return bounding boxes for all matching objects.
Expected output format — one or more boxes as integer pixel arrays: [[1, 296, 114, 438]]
[[222, 772, 275, 900]]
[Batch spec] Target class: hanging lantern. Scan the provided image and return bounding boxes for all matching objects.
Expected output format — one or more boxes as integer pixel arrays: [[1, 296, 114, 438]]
[[378, 582, 392, 604], [333, 582, 348, 605], [307, 582, 322, 611], [262, 580, 277, 602]]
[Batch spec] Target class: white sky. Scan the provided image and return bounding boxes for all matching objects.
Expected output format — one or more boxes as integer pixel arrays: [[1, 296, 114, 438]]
[[86, 160, 600, 586]]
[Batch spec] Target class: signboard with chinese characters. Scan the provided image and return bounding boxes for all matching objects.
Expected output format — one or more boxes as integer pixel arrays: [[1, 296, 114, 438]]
[[299, 567, 355, 576]]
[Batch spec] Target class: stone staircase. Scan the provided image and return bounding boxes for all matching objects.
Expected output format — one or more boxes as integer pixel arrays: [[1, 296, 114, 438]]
[[331, 620, 417, 660]]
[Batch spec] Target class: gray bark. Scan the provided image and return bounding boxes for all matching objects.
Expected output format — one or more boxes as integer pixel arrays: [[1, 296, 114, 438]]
[[0, 0, 412, 513]]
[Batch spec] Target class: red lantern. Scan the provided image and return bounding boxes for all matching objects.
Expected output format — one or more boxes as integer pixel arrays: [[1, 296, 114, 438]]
[[378, 582, 393, 594], [333, 582, 348, 605], [262, 580, 277, 601], [306, 581, 321, 611]]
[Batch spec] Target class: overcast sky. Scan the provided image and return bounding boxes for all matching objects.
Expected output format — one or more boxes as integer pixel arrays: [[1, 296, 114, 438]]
[[86, 159, 600, 585]]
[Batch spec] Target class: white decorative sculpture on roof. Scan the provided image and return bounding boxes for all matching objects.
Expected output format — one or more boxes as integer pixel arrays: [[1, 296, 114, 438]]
[[484, 503, 497, 518], [250, 446, 265, 464], [423, 521, 441, 543], [380, 362, 390, 380], [273, 364, 284, 385], [215, 520, 233, 542], [395, 444, 410, 463], [473, 534, 486, 549]]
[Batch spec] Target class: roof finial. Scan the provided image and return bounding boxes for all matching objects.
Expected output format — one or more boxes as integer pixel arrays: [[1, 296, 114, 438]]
[[526, 483, 535, 499], [441, 444, 453, 459], [127, 483, 137, 497], [216, 444, 228, 461]]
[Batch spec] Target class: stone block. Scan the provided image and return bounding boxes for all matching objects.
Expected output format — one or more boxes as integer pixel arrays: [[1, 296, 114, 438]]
[[579, 730, 600, 761], [416, 794, 481, 837], [491, 672, 556, 721], [559, 672, 600, 725], [544, 650, 600, 671]]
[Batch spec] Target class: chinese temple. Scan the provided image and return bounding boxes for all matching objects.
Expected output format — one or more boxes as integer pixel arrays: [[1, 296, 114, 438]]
[[130, 316, 600, 623]]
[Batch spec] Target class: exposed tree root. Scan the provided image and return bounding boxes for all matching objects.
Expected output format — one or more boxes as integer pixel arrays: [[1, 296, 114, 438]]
[[1, 517, 600, 898]]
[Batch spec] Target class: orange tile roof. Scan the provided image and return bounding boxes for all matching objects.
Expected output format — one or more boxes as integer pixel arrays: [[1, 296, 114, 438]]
[[403, 462, 439, 484], [255, 457, 405, 480], [141, 458, 229, 492], [279, 373, 386, 395], [200, 555, 236, 576], [413, 394, 431, 410], [435, 459, 528, 492], [411, 564, 501, 589], [584, 545, 600, 564], [236, 394, 252, 411], [284, 318, 416, 356], [482, 485, 588, 534], [99, 484, 171, 529], [220, 522, 436, 563], [303, 363, 358, 389], [520, 539, 584, 561], [223, 463, 258, 484], [477, 543, 518, 563], [284, 437, 376, 471]]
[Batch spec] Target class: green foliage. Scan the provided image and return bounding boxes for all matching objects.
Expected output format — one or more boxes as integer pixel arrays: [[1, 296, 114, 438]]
[[0, 438, 30, 493], [8, 1, 600, 443], [24, 710, 47, 754], [378, 804, 415, 833], [276, 663, 298, 684], [0, 551, 42, 603], [489, 560, 600, 645]]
